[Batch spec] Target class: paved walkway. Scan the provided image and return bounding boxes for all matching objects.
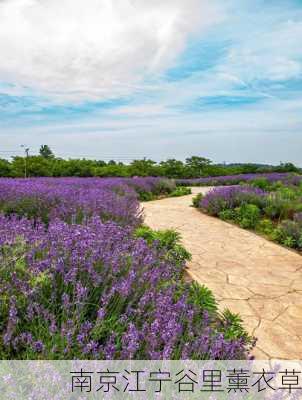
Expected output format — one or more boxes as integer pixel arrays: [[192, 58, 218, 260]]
[[142, 187, 302, 359]]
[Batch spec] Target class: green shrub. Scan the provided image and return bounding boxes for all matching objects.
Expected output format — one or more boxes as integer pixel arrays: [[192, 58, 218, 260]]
[[264, 193, 297, 221], [270, 227, 283, 241], [192, 193, 203, 208], [294, 203, 302, 214], [270, 220, 302, 249], [188, 283, 217, 314], [134, 226, 191, 266], [282, 236, 296, 248], [278, 186, 297, 200], [235, 204, 261, 229], [256, 218, 275, 235], [169, 187, 191, 197], [1, 197, 50, 224], [270, 181, 286, 191], [137, 191, 155, 201], [218, 209, 236, 221], [220, 309, 251, 341], [280, 220, 301, 239], [154, 178, 176, 195], [250, 177, 270, 190]]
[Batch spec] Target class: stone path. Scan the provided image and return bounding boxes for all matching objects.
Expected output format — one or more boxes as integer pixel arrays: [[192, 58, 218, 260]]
[[142, 187, 302, 359]]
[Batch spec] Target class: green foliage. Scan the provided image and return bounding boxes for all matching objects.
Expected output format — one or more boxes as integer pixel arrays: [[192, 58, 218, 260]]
[[256, 218, 275, 235], [153, 178, 176, 195], [235, 204, 261, 229], [282, 236, 296, 248], [39, 145, 54, 159], [275, 220, 302, 248], [129, 159, 158, 177], [218, 209, 236, 221], [220, 309, 251, 341], [1, 149, 300, 178], [11, 156, 53, 177], [264, 190, 299, 221], [134, 226, 191, 266], [0, 159, 11, 176], [169, 187, 191, 197], [1, 197, 50, 224], [159, 159, 185, 178], [250, 177, 270, 190], [135, 225, 181, 250], [188, 283, 217, 314], [185, 156, 212, 177], [132, 179, 176, 201], [192, 193, 203, 208], [275, 162, 300, 173], [137, 191, 155, 201]]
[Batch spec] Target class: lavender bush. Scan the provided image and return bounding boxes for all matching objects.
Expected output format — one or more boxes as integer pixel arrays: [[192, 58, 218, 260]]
[[199, 186, 268, 216]]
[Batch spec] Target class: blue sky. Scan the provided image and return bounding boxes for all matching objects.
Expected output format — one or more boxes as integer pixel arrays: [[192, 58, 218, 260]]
[[0, 0, 301, 164]]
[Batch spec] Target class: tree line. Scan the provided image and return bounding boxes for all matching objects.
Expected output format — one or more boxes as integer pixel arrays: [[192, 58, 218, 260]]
[[0, 145, 300, 178]]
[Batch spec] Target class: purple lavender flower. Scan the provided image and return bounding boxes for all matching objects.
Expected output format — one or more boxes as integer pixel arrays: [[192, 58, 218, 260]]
[[32, 341, 44, 353]]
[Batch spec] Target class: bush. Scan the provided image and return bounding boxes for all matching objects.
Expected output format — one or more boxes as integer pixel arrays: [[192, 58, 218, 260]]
[[137, 191, 154, 201], [235, 204, 261, 229], [264, 192, 298, 221], [283, 236, 297, 248], [169, 187, 191, 197], [135, 226, 191, 267], [250, 177, 270, 190], [188, 283, 217, 314], [256, 219, 275, 236], [220, 310, 251, 342], [270, 219, 302, 249], [154, 178, 176, 195], [218, 209, 236, 221], [200, 186, 267, 216], [192, 193, 203, 208]]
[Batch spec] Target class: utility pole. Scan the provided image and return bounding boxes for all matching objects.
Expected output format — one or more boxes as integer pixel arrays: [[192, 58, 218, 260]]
[[20, 145, 30, 178]]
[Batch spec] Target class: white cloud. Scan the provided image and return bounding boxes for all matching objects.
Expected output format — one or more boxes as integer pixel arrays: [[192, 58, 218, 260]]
[[0, 0, 221, 103], [218, 19, 302, 84]]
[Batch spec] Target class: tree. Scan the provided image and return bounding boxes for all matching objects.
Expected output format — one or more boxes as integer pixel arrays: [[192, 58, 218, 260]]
[[276, 162, 300, 173], [129, 158, 158, 176], [185, 156, 212, 177], [11, 156, 52, 177], [159, 159, 184, 178], [39, 145, 54, 159], [0, 158, 11, 177]]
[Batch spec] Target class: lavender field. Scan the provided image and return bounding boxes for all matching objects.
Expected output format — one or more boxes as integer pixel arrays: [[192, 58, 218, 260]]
[[0, 177, 253, 360], [177, 172, 302, 187]]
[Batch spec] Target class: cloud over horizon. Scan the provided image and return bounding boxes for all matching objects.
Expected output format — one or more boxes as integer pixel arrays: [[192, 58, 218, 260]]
[[0, 0, 221, 103]]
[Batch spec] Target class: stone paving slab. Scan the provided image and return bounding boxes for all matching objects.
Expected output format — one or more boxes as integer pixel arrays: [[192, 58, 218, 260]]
[[142, 187, 302, 359]]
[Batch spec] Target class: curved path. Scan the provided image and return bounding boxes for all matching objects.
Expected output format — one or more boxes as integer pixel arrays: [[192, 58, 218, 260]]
[[142, 187, 302, 359]]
